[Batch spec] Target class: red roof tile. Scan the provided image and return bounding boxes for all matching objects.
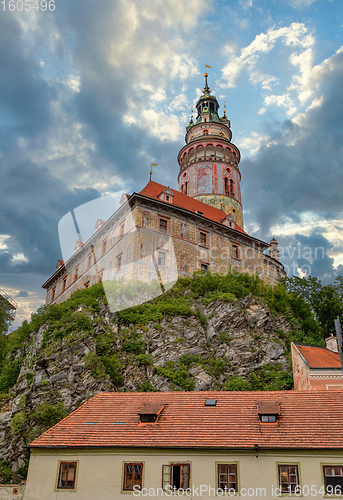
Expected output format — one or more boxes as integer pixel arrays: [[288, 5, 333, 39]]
[[295, 344, 342, 369], [139, 181, 247, 234], [30, 390, 343, 450]]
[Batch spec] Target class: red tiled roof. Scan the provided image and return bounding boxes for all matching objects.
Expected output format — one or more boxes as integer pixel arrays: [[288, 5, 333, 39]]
[[139, 181, 247, 235], [295, 344, 342, 369], [30, 391, 343, 450]]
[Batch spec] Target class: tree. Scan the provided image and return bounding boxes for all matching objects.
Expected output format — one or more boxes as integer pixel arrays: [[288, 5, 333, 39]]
[[284, 276, 343, 336]]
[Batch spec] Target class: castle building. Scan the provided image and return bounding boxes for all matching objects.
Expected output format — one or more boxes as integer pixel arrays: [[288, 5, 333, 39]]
[[42, 76, 286, 307]]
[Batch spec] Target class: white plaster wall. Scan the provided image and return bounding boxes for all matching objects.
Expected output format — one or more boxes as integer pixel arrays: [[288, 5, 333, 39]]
[[23, 448, 343, 500]]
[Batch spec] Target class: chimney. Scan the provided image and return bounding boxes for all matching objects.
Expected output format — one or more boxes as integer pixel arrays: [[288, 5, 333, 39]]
[[325, 334, 338, 353], [269, 238, 280, 261], [56, 259, 64, 270], [74, 240, 84, 252], [94, 219, 106, 231]]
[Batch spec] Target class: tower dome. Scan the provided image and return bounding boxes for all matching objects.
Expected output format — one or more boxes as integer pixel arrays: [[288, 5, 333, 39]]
[[177, 74, 243, 228]]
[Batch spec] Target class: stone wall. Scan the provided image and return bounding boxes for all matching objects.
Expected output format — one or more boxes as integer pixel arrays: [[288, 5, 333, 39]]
[[45, 202, 286, 307]]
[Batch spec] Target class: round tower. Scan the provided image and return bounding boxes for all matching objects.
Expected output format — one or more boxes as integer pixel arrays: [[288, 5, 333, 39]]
[[177, 74, 243, 228]]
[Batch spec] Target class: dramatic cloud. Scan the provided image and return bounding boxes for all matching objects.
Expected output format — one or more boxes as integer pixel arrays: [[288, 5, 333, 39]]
[[242, 47, 343, 275], [0, 0, 341, 326]]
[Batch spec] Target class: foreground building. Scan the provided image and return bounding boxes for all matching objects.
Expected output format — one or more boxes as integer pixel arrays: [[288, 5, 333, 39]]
[[42, 76, 286, 307], [24, 391, 343, 500], [291, 336, 343, 390]]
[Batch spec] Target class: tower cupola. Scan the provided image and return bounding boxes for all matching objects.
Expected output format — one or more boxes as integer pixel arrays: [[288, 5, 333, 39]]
[[178, 74, 243, 228]]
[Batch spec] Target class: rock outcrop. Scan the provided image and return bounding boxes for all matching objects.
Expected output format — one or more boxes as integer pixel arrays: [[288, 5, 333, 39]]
[[0, 293, 292, 482]]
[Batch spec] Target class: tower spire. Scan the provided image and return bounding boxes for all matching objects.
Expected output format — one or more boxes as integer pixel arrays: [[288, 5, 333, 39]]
[[203, 72, 211, 94], [178, 76, 244, 229]]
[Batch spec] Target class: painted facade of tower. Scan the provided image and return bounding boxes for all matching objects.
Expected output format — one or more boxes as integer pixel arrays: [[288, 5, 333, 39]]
[[178, 74, 243, 228]]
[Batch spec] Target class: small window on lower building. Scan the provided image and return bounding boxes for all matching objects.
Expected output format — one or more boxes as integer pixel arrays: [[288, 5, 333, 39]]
[[217, 464, 238, 492], [57, 462, 77, 490], [278, 465, 299, 493], [162, 463, 190, 490], [62, 277, 67, 292], [84, 281, 90, 289], [158, 251, 166, 266], [323, 466, 343, 494], [123, 463, 143, 491], [51, 287, 56, 302]]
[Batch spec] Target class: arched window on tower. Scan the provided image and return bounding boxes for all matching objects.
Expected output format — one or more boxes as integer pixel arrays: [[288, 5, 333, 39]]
[[185, 181, 188, 194], [230, 179, 235, 197], [224, 177, 229, 196]]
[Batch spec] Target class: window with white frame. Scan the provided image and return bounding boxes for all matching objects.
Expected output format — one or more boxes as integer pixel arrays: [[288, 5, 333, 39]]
[[162, 463, 190, 491]]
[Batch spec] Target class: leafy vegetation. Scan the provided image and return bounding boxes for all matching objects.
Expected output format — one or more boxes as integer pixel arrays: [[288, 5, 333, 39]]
[[156, 361, 195, 391], [0, 459, 12, 484], [85, 352, 123, 386], [31, 402, 68, 429], [224, 364, 293, 392], [283, 275, 343, 335], [1, 270, 341, 484]]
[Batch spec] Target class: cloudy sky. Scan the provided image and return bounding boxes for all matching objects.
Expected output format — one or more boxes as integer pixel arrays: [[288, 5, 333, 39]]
[[1, 0, 342, 328]]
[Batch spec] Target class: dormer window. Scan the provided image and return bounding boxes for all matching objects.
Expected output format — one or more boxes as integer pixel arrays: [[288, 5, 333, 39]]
[[258, 402, 280, 423], [158, 188, 174, 204], [260, 415, 277, 423], [138, 404, 164, 424], [139, 413, 157, 423]]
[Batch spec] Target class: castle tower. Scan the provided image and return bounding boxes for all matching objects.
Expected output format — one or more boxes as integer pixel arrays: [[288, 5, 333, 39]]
[[177, 74, 243, 228]]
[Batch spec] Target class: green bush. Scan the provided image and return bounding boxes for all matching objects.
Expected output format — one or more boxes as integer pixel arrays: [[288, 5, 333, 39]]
[[101, 355, 123, 386], [10, 411, 26, 435], [32, 402, 68, 428], [84, 352, 122, 386], [136, 381, 157, 392], [247, 364, 293, 391], [0, 359, 22, 392], [84, 353, 107, 378], [122, 334, 145, 354], [135, 354, 154, 366], [96, 332, 115, 356], [156, 361, 195, 391], [224, 376, 252, 391], [217, 332, 232, 345], [0, 459, 12, 483], [195, 309, 208, 329], [179, 354, 201, 366]]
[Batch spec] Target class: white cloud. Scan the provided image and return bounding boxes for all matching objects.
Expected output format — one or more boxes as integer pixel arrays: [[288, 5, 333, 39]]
[[221, 22, 315, 117], [0, 235, 10, 250], [259, 94, 296, 115], [287, 0, 317, 8], [11, 253, 28, 263]]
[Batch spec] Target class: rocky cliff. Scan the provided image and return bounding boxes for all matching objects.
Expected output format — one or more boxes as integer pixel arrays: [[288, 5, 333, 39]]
[[0, 273, 323, 483]]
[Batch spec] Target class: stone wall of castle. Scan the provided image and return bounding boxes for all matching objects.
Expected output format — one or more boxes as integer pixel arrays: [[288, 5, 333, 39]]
[[45, 202, 285, 306]]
